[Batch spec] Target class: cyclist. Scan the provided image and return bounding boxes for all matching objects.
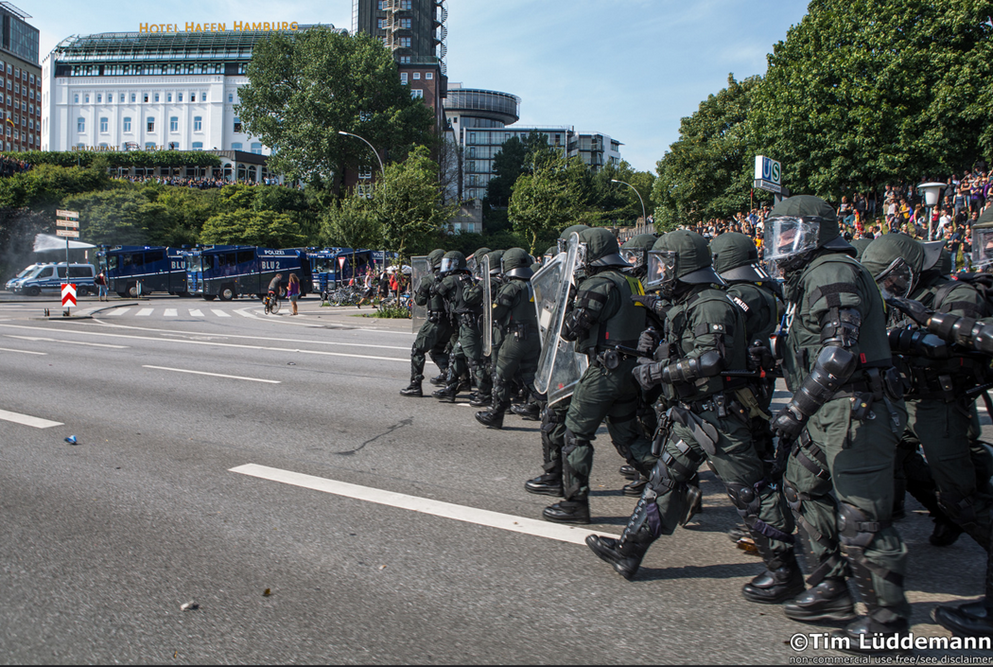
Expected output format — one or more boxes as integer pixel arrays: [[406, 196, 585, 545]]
[[266, 273, 284, 310]]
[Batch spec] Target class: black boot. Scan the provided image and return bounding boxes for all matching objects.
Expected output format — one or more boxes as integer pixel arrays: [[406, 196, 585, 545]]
[[542, 498, 590, 525], [469, 392, 491, 407], [622, 476, 647, 496], [586, 534, 651, 580], [832, 610, 909, 652], [932, 599, 993, 637], [619, 464, 639, 480], [525, 472, 562, 496], [511, 402, 541, 421], [432, 382, 459, 402], [783, 577, 856, 622], [930, 514, 964, 547], [741, 551, 805, 604], [400, 377, 423, 397], [429, 374, 447, 386], [475, 401, 508, 429]]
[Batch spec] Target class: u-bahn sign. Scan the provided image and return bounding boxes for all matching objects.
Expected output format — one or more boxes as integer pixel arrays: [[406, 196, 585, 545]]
[[753, 156, 782, 194]]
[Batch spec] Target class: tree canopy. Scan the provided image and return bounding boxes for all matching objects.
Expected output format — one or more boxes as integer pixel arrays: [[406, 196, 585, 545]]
[[237, 28, 436, 190]]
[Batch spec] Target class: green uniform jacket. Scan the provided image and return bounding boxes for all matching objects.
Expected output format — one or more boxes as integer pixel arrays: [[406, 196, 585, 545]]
[[726, 281, 783, 345], [414, 271, 446, 313], [571, 270, 646, 355]]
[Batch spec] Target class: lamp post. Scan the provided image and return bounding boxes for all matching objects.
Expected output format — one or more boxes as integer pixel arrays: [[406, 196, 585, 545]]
[[338, 130, 384, 174], [918, 181, 945, 241], [611, 178, 646, 226]]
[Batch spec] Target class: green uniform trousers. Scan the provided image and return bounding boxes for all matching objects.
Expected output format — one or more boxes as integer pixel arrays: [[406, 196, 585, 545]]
[[411, 318, 452, 380]]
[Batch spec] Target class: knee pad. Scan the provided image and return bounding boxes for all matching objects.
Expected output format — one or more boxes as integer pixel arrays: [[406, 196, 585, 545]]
[[726, 482, 761, 520], [837, 502, 888, 550], [647, 459, 682, 497], [783, 480, 803, 516]]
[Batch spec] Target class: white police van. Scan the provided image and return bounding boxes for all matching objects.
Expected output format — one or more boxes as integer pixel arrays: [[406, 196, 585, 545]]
[[5, 262, 97, 296]]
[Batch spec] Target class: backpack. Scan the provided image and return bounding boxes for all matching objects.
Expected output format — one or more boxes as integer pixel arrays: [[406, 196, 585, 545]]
[[938, 272, 993, 319]]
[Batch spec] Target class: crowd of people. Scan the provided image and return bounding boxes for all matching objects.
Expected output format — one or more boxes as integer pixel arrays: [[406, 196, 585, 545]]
[[398, 196, 993, 652], [0, 154, 31, 177], [115, 174, 286, 189]]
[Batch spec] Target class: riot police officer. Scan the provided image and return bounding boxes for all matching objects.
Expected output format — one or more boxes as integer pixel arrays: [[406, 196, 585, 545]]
[[470, 249, 506, 408], [476, 248, 540, 429], [586, 229, 803, 605], [765, 195, 909, 644], [542, 227, 654, 524], [401, 249, 450, 397], [433, 251, 485, 403]]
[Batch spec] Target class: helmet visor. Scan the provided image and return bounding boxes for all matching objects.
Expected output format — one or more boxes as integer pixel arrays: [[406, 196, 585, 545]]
[[975, 228, 993, 268], [620, 248, 646, 270], [440, 257, 457, 274], [763, 217, 820, 263], [875, 257, 915, 300], [557, 238, 570, 255], [644, 250, 677, 291]]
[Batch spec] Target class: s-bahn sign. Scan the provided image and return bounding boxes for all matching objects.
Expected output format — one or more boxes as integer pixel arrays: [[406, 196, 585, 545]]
[[753, 156, 782, 194]]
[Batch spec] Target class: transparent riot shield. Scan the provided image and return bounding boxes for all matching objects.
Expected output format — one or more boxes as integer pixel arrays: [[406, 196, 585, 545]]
[[411, 256, 430, 334], [973, 225, 993, 271], [533, 233, 588, 406], [482, 254, 493, 357]]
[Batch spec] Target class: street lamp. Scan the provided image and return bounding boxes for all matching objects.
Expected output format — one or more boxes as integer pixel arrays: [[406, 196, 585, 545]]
[[918, 181, 945, 241], [338, 130, 384, 174], [611, 179, 646, 225]]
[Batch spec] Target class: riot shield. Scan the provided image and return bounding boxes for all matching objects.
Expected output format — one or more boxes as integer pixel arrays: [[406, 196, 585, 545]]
[[411, 256, 430, 334], [533, 233, 588, 406], [973, 225, 993, 270], [482, 254, 493, 357]]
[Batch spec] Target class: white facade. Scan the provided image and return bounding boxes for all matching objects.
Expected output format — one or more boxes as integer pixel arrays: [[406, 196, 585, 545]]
[[41, 67, 260, 153]]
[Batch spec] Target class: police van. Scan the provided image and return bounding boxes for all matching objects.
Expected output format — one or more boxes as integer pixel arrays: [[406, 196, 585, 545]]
[[5, 262, 98, 296]]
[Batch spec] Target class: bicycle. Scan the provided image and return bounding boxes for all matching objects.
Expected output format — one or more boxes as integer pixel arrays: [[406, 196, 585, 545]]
[[263, 291, 281, 315]]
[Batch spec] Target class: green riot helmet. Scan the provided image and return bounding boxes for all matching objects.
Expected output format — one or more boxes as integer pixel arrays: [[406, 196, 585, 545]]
[[427, 248, 446, 270], [578, 227, 628, 272], [620, 233, 658, 274], [646, 230, 723, 298], [861, 233, 925, 300], [439, 250, 467, 275], [558, 224, 591, 254], [937, 247, 953, 276], [709, 231, 767, 283], [543, 245, 559, 264], [485, 249, 505, 276], [764, 195, 851, 274], [850, 238, 873, 262], [501, 247, 534, 280], [467, 247, 491, 274], [920, 240, 945, 273]]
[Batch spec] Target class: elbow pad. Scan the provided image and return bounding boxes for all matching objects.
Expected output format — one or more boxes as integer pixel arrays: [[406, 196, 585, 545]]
[[928, 312, 993, 354], [820, 307, 861, 347], [789, 345, 857, 419], [887, 328, 949, 359], [660, 350, 724, 385]]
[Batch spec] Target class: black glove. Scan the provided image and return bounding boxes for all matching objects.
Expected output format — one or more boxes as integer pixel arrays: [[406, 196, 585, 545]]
[[748, 340, 776, 372], [636, 328, 661, 357], [886, 296, 931, 327], [770, 404, 805, 443], [632, 358, 664, 391], [631, 293, 668, 322]]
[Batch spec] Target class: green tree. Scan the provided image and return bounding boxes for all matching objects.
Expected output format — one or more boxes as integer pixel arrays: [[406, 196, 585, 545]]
[[322, 193, 382, 250], [750, 0, 993, 198], [199, 210, 307, 248], [508, 160, 575, 253], [62, 189, 184, 246], [372, 145, 456, 261], [653, 74, 762, 231], [0, 164, 111, 212], [237, 28, 435, 189]]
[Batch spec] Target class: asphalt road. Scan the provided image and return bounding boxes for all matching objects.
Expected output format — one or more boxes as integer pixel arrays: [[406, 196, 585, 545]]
[[1, 293, 991, 664]]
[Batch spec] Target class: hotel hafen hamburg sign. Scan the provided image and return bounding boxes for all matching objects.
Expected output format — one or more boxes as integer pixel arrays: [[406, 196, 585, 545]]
[[138, 21, 300, 33]]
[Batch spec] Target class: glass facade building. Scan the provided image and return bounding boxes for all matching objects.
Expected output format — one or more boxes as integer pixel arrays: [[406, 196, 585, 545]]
[[0, 3, 39, 152]]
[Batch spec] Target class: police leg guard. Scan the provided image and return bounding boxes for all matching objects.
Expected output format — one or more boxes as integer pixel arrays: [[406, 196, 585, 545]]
[[728, 481, 805, 604], [428, 350, 449, 385], [586, 464, 670, 580], [526, 407, 564, 496], [937, 490, 992, 553], [836, 502, 909, 636], [432, 365, 461, 402], [475, 379, 508, 429], [543, 430, 591, 525]]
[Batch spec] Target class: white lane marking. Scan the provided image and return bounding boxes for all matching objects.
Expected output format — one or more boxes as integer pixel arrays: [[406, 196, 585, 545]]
[[236, 309, 254, 318], [212, 310, 231, 317], [104, 308, 128, 317], [163, 309, 178, 317], [5, 335, 127, 349], [230, 464, 620, 546], [143, 365, 281, 384], [136, 308, 154, 317], [0, 324, 409, 361], [0, 408, 63, 429], [189, 309, 204, 317], [0, 346, 46, 355]]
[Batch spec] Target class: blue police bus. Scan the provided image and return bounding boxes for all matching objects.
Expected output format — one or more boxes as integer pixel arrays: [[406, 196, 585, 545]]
[[307, 248, 393, 297], [185, 245, 313, 301], [96, 245, 190, 298]]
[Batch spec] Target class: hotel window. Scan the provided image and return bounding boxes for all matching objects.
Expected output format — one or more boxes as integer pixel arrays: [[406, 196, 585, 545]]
[[400, 37, 411, 48], [192, 141, 203, 150], [377, 18, 386, 30], [29, 74, 33, 84], [100, 117, 108, 133], [190, 92, 196, 102], [84, 94, 89, 103], [411, 89, 423, 99], [145, 142, 155, 149], [77, 117, 85, 133], [143, 93, 148, 102], [233, 117, 242, 132], [131, 93, 136, 103], [154, 93, 160, 102], [170, 117, 178, 132], [378, 0, 386, 9], [401, 0, 411, 9], [177, 92, 183, 102], [228, 93, 233, 103], [201, 91, 207, 101], [167, 92, 172, 102], [400, 18, 411, 29], [426, 72, 433, 80], [413, 72, 420, 80], [231, 142, 242, 150], [193, 116, 202, 131], [96, 93, 101, 104], [147, 116, 155, 132], [399, 55, 410, 64], [120, 93, 125, 103], [74, 93, 79, 104], [400, 72, 408, 84], [251, 142, 262, 154], [123, 117, 131, 132]]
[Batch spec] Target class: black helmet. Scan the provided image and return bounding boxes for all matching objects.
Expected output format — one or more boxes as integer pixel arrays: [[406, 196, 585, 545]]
[[501, 247, 534, 279], [709, 232, 767, 283], [861, 233, 925, 300], [485, 249, 505, 276], [764, 195, 852, 273], [620, 233, 658, 273], [427, 248, 445, 270], [646, 230, 722, 297], [440, 250, 467, 274], [578, 227, 627, 270]]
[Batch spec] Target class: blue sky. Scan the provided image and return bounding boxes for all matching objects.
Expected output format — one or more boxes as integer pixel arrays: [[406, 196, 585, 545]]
[[33, 0, 811, 173]]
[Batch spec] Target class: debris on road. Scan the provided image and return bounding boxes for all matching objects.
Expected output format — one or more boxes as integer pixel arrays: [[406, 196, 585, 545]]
[[65, 435, 78, 445], [180, 601, 199, 611]]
